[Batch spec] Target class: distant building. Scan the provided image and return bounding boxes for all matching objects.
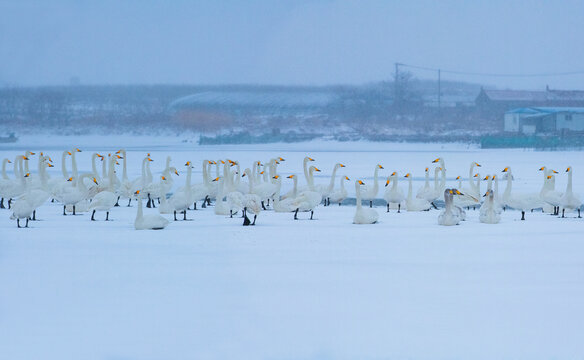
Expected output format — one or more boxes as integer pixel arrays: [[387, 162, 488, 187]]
[[476, 87, 584, 119], [504, 107, 584, 135]]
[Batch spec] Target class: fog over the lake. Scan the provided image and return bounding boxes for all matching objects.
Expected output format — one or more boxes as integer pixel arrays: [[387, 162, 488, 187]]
[[1, 0, 583, 89]]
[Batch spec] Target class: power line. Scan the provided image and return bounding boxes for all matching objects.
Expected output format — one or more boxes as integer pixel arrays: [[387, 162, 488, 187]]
[[398, 62, 584, 78]]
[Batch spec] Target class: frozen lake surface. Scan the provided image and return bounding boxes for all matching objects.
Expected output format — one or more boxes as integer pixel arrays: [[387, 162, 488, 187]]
[[1, 135, 583, 360]]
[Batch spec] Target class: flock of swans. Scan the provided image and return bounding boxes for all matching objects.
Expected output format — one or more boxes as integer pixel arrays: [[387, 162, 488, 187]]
[[0, 149, 582, 229]]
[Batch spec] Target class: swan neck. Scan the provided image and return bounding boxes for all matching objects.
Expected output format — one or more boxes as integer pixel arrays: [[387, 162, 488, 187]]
[[355, 181, 362, 209], [61, 151, 69, 179]]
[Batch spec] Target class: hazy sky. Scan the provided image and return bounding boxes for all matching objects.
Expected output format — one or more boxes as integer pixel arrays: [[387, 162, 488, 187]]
[[1, 0, 583, 89]]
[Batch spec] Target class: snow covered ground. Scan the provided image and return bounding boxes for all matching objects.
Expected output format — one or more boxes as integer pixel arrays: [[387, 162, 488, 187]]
[[1, 136, 583, 360]]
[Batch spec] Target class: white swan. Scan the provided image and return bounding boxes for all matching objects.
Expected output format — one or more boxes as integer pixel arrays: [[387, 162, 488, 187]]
[[0, 158, 14, 208], [480, 189, 501, 224], [384, 171, 405, 212], [315, 163, 346, 206], [560, 166, 582, 218], [361, 164, 383, 208], [169, 161, 194, 221], [416, 167, 432, 200], [241, 168, 262, 225], [89, 156, 119, 221], [291, 167, 322, 220], [404, 173, 432, 211], [134, 190, 170, 230], [501, 167, 544, 220], [272, 175, 297, 213], [10, 173, 37, 228], [539, 167, 562, 215], [438, 188, 465, 226], [328, 176, 350, 206], [353, 180, 379, 224], [56, 173, 97, 215], [213, 175, 231, 216], [115, 149, 134, 206]]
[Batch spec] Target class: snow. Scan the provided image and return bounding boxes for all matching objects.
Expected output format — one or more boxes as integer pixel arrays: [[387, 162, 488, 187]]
[[1, 137, 583, 360]]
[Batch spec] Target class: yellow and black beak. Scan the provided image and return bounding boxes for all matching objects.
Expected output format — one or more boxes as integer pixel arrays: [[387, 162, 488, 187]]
[[287, 175, 294, 179], [340, 163, 345, 167], [358, 180, 365, 185]]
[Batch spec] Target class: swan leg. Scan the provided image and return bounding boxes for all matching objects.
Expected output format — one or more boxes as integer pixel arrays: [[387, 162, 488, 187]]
[[8, 198, 12, 209], [229, 210, 233, 218], [146, 194, 151, 208], [578, 209, 581, 218], [183, 210, 187, 221], [25, 218, 29, 228], [106, 212, 110, 221], [252, 215, 257, 225], [17, 218, 20, 228], [173, 211, 177, 221], [294, 208, 299, 220], [73, 205, 76, 216], [562, 209, 565, 218], [243, 208, 251, 226], [387, 204, 390, 213], [127, 198, 132, 207], [521, 211, 525, 220], [398, 204, 401, 213], [0, 198, 4, 209], [63, 205, 67, 216], [261, 201, 266, 211], [32, 210, 36, 221], [193, 202, 197, 210], [431, 202, 438, 210], [151, 198, 156, 208], [267, 198, 270, 207], [339, 201, 341, 206], [114, 196, 120, 207], [310, 210, 314, 220], [202, 197, 207, 208], [369, 200, 372, 208], [91, 210, 96, 221]]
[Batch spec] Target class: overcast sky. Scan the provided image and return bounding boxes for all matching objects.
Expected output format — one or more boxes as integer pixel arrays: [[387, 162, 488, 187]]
[[1, 0, 583, 89]]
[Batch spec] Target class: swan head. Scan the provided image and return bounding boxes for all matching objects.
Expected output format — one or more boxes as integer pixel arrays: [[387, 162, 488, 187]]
[[116, 155, 123, 159], [67, 151, 72, 156], [161, 176, 167, 181], [483, 175, 490, 180], [473, 173, 479, 178], [115, 150, 122, 154], [547, 175, 552, 179], [385, 178, 390, 187], [134, 190, 141, 195], [314, 167, 321, 172], [339, 163, 346, 168], [475, 162, 481, 167], [377, 164, 384, 169], [538, 166, 546, 171], [272, 175, 280, 180], [456, 176, 461, 180], [287, 175, 295, 179], [345, 176, 350, 181], [278, 157, 285, 162], [425, 167, 429, 172], [148, 158, 153, 162], [306, 157, 315, 162], [174, 169, 180, 176], [404, 173, 411, 178], [357, 180, 365, 185], [184, 161, 191, 167], [551, 169, 558, 174], [48, 163, 54, 168], [92, 177, 98, 185], [76, 148, 82, 152], [212, 177, 220, 182], [502, 167, 510, 173], [7, 159, 11, 164], [391, 171, 397, 177], [22, 156, 29, 160], [566, 166, 572, 172], [483, 190, 492, 197], [432, 158, 441, 164], [24, 173, 30, 178], [67, 177, 73, 182]]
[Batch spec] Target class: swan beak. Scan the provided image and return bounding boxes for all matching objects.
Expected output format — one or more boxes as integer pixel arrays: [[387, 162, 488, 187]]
[[279, 157, 285, 161], [175, 170, 179, 176], [93, 178, 98, 185], [378, 165, 384, 169], [432, 158, 440, 163], [483, 176, 489, 180], [7, 160, 11, 163], [273, 175, 279, 179], [287, 175, 294, 179], [385, 180, 389, 187], [161, 176, 166, 180], [340, 164, 345, 167], [476, 163, 482, 167], [391, 171, 396, 176], [345, 176, 350, 180], [358, 180, 365, 185], [30, 152, 36, 155], [48, 164, 54, 167], [566, 167, 571, 172], [67, 151, 72, 155], [308, 157, 315, 161], [212, 177, 219, 182], [148, 158, 153, 162], [404, 174, 410, 178], [539, 167, 545, 171], [117, 155, 123, 159], [135, 190, 140, 195], [23, 156, 29, 160], [425, 167, 429, 172], [115, 150, 121, 154], [242, 173, 246, 177], [547, 175, 552, 179], [456, 176, 460, 180], [502, 167, 509, 172], [552, 170, 558, 174], [67, 177, 73, 182], [185, 161, 191, 166], [76, 148, 82, 152], [24, 173, 30, 177]]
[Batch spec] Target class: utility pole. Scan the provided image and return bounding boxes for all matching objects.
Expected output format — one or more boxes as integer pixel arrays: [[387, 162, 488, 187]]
[[438, 69, 441, 109]]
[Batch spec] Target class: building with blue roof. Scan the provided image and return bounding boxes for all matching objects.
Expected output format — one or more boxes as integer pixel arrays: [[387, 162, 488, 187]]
[[504, 107, 584, 134]]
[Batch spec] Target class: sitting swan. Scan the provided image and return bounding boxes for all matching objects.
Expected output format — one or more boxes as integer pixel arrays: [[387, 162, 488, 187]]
[[479, 189, 501, 224], [354, 180, 379, 224], [134, 190, 169, 230], [438, 188, 464, 226]]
